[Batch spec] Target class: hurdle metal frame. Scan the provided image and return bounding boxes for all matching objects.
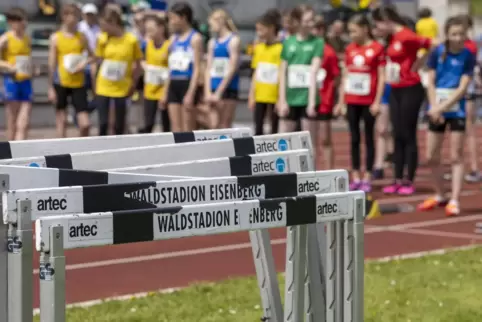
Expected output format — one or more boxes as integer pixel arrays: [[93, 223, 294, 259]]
[[33, 192, 365, 322]]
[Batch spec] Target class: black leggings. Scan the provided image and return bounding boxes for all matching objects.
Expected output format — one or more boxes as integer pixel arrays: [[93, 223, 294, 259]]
[[254, 102, 279, 135], [389, 83, 425, 182], [346, 104, 376, 172], [96, 95, 128, 136], [140, 99, 171, 133]]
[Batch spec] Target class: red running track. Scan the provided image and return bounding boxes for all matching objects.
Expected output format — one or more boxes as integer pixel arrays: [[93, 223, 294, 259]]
[[27, 128, 482, 307]]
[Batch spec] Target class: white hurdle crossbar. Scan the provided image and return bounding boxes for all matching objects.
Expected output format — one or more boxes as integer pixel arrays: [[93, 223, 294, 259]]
[[0, 129, 251, 160], [34, 191, 365, 322], [0, 132, 312, 170], [3, 170, 348, 322]]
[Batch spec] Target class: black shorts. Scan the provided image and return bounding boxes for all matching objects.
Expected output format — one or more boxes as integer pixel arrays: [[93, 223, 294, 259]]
[[167, 79, 201, 105], [429, 118, 466, 132], [465, 93, 476, 101], [282, 106, 332, 121], [213, 88, 239, 100], [54, 85, 88, 113]]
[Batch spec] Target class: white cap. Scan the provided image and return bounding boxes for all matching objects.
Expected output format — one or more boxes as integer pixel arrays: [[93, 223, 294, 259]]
[[82, 3, 98, 14]]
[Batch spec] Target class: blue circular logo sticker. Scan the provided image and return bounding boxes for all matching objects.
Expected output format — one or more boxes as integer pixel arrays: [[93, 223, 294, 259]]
[[219, 135, 228, 140], [275, 158, 286, 172], [278, 139, 288, 151], [29, 163, 40, 167]]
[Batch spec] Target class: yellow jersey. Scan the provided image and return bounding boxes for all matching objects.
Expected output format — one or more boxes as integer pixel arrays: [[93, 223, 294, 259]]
[[95, 32, 143, 97], [55, 31, 87, 88], [251, 42, 283, 104], [416, 18, 439, 55], [143, 39, 169, 101], [1, 31, 32, 81]]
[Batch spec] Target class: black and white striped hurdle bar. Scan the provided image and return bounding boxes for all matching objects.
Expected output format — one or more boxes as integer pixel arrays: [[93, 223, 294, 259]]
[[0, 132, 312, 170], [3, 170, 348, 223], [0, 128, 250, 160], [0, 165, 192, 190], [106, 150, 311, 177], [34, 191, 365, 322]]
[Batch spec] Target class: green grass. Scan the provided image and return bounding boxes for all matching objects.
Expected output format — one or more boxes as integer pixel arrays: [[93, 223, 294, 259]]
[[35, 247, 482, 322]]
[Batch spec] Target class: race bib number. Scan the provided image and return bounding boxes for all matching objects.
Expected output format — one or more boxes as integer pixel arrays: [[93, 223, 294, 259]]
[[287, 64, 311, 88], [210, 58, 229, 78], [316, 69, 327, 89], [63, 54, 84, 74], [144, 65, 168, 85], [386, 62, 400, 84], [100, 60, 127, 82], [15, 56, 31, 76], [436, 88, 460, 112], [345, 72, 371, 95], [256, 63, 279, 84], [168, 51, 191, 72]]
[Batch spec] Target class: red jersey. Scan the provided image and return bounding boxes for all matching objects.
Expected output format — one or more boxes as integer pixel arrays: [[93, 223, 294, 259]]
[[386, 27, 431, 88], [318, 44, 340, 114], [464, 39, 477, 55], [344, 41, 385, 106]]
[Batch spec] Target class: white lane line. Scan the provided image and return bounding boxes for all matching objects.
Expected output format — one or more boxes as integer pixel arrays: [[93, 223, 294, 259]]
[[370, 244, 480, 262], [32, 213, 482, 274], [397, 228, 482, 240]]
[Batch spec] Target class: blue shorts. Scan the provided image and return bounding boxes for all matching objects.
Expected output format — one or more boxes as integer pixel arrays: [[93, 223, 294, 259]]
[[381, 84, 391, 105], [3, 77, 33, 102]]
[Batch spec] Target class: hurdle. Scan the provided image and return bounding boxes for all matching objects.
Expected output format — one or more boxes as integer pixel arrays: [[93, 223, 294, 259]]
[[107, 150, 311, 176], [1, 152, 316, 322], [0, 132, 312, 170], [33, 191, 365, 322], [0, 128, 250, 159]]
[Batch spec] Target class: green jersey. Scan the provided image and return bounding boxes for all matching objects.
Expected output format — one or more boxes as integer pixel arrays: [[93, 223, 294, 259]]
[[281, 35, 324, 107]]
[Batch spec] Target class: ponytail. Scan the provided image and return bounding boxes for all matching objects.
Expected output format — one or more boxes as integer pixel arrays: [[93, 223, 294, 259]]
[[226, 17, 238, 32]]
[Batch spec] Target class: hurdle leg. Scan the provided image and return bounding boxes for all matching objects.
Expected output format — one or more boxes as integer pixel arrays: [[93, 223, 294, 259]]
[[0, 174, 10, 322], [304, 224, 325, 322], [283, 225, 307, 322], [249, 230, 283, 322], [8, 200, 33, 322], [351, 198, 365, 322], [40, 225, 65, 322]]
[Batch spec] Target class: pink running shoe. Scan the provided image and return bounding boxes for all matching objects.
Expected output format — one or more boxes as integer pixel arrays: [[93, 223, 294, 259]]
[[383, 183, 401, 194], [398, 184, 415, 195]]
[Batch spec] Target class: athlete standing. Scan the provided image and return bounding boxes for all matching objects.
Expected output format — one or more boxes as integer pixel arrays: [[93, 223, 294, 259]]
[[418, 16, 475, 216], [48, 4, 93, 138], [372, 5, 435, 195], [167, 2, 203, 132], [277, 5, 324, 161], [205, 9, 241, 129], [312, 15, 340, 170], [93, 7, 143, 135], [335, 14, 385, 192], [0, 8, 33, 140], [248, 10, 282, 135], [140, 14, 170, 133]]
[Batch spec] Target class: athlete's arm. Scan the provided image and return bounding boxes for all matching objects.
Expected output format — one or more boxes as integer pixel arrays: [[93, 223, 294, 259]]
[[438, 54, 475, 112], [373, 51, 386, 105], [309, 55, 321, 109], [425, 49, 438, 107], [204, 38, 214, 98], [47, 33, 58, 86], [80, 34, 95, 69], [247, 45, 258, 110], [0, 34, 13, 71], [278, 60, 287, 104], [187, 33, 203, 99], [130, 40, 144, 94], [214, 35, 241, 97]]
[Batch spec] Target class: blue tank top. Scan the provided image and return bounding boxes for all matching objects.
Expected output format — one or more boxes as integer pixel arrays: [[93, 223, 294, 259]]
[[210, 34, 239, 91], [426, 44, 476, 119], [169, 29, 196, 79]]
